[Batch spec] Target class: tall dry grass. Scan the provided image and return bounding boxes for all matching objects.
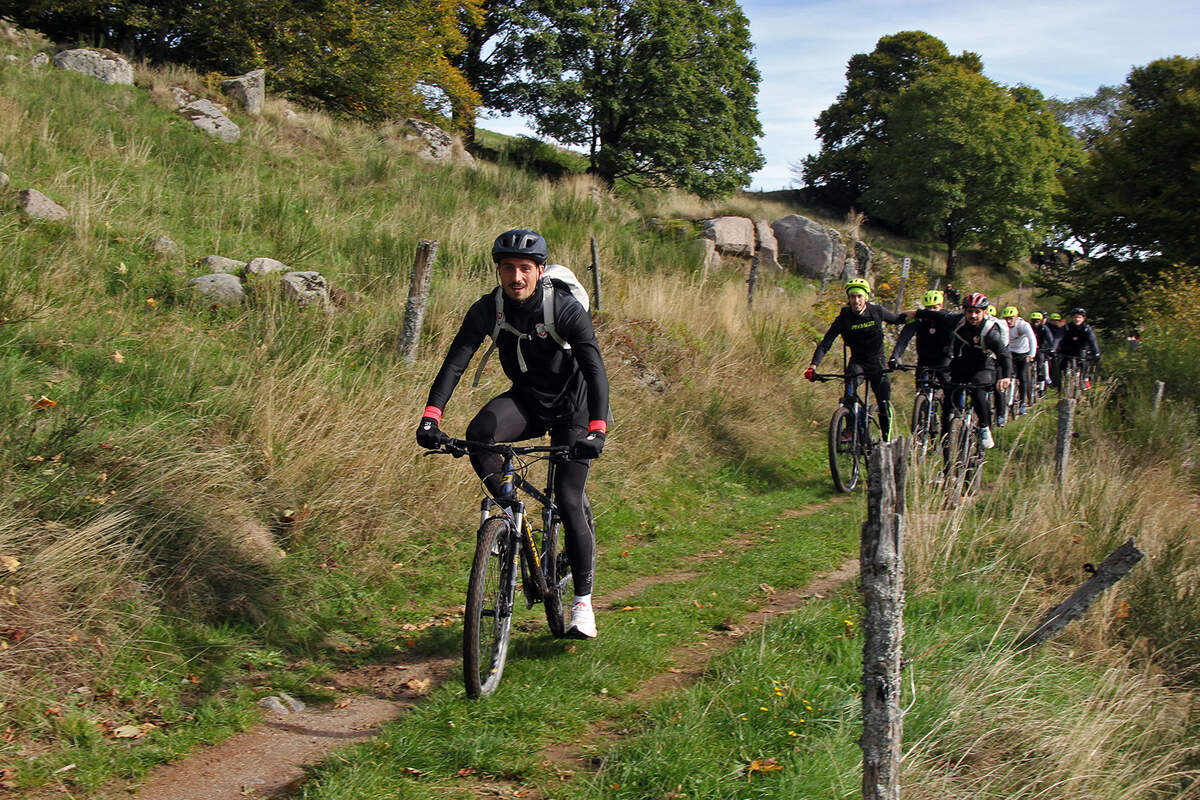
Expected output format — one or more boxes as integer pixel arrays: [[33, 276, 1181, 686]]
[[899, 395, 1200, 798]]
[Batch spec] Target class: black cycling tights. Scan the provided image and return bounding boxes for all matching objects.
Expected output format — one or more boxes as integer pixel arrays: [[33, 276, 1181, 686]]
[[845, 361, 892, 440], [466, 394, 594, 596]]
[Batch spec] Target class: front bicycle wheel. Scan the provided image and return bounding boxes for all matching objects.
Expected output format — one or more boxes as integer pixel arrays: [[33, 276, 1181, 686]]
[[543, 499, 589, 637], [464, 517, 516, 699], [944, 415, 972, 507], [829, 406, 859, 492]]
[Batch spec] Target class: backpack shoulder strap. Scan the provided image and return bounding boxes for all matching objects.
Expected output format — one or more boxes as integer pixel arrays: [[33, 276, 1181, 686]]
[[538, 278, 571, 350], [472, 287, 507, 387]]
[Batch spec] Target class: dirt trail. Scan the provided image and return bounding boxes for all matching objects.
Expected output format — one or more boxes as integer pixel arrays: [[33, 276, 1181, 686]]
[[114, 495, 855, 800]]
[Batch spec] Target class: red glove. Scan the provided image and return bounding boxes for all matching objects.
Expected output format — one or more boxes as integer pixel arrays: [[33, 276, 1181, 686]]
[[804, 366, 815, 382]]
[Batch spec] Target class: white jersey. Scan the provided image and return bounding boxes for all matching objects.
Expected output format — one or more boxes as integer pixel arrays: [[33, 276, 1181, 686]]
[[1007, 318, 1037, 357]]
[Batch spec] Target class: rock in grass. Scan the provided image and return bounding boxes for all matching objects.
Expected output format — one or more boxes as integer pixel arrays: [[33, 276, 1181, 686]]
[[150, 235, 178, 256], [258, 696, 290, 714], [200, 255, 247, 274], [221, 69, 265, 116], [18, 188, 68, 222], [246, 257, 289, 276], [280, 271, 329, 308], [186, 273, 245, 304], [179, 98, 240, 143], [30, 52, 48, 67], [0, 172, 9, 189], [52, 48, 133, 85], [277, 692, 306, 713]]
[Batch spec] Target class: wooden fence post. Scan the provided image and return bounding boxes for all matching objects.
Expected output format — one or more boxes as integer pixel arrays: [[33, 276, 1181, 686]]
[[589, 236, 602, 313], [1055, 398, 1075, 486], [747, 249, 761, 312], [861, 438, 907, 800], [398, 239, 438, 363], [1153, 381, 1165, 417], [1017, 538, 1144, 648]]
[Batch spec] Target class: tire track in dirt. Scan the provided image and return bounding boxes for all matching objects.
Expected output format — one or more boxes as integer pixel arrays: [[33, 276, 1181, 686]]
[[114, 494, 854, 800]]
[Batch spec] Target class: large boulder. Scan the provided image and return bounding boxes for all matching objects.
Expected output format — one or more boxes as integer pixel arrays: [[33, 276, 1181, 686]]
[[30, 52, 48, 67], [187, 273, 245, 304], [179, 98, 240, 143], [221, 69, 265, 116], [246, 257, 289, 276], [18, 188, 68, 222], [854, 240, 874, 280], [753, 219, 783, 273], [771, 214, 834, 279], [403, 118, 472, 165], [52, 48, 133, 85], [700, 216, 755, 258]]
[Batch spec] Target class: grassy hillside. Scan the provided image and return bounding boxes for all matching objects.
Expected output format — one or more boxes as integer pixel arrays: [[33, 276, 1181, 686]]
[[1, 25, 1197, 799]]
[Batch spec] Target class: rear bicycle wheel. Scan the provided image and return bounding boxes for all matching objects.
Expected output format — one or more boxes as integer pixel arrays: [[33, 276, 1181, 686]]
[[464, 517, 516, 699], [829, 406, 859, 492]]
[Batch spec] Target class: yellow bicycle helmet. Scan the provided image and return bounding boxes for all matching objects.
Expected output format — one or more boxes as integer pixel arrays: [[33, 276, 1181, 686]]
[[1029, 311, 1045, 321], [922, 290, 944, 306], [986, 304, 997, 316], [1001, 305, 1018, 318], [845, 278, 871, 297]]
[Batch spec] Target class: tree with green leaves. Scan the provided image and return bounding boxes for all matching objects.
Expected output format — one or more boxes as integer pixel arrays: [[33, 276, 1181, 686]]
[[864, 67, 1076, 280], [491, 0, 763, 197], [799, 31, 981, 213], [1042, 56, 1200, 328], [2, 0, 483, 125]]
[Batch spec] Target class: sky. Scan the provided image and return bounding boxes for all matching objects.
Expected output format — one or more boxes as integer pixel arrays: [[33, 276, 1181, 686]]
[[478, 0, 1200, 190]]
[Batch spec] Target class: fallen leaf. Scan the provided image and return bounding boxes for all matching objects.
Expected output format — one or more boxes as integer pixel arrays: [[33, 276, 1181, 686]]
[[1, 727, 14, 743], [747, 757, 783, 778], [402, 767, 423, 777], [404, 678, 431, 695], [44, 706, 63, 718], [32, 396, 57, 410], [112, 350, 125, 364], [456, 767, 476, 777], [1114, 601, 1131, 620], [0, 626, 27, 642], [332, 699, 351, 709], [0, 766, 16, 789], [112, 725, 142, 738], [0, 557, 18, 573]]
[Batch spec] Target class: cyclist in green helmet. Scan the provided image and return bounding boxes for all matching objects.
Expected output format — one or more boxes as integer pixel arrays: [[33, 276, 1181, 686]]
[[805, 278, 906, 440], [889, 288, 953, 385]]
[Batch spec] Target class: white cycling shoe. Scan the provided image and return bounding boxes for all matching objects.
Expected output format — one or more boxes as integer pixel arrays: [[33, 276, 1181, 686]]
[[566, 599, 597, 639], [980, 427, 995, 449]]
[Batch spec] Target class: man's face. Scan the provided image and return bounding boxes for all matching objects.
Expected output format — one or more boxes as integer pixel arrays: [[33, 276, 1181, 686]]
[[964, 307, 985, 325], [1072, 313, 1085, 326], [847, 292, 868, 313], [497, 257, 544, 302], [1006, 316, 1018, 327]]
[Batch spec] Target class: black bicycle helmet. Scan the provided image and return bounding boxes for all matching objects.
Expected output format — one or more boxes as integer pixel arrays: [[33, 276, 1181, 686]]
[[491, 229, 548, 265], [1069, 307, 1086, 317]]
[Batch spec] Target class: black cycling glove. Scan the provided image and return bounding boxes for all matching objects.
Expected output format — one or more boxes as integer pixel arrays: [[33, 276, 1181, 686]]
[[572, 431, 605, 460], [416, 417, 448, 449]]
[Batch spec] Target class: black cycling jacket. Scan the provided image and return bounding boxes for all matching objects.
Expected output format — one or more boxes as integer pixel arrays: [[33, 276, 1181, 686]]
[[1056, 322, 1101, 359], [891, 315, 953, 367], [811, 303, 905, 367], [917, 309, 1013, 379], [1033, 322, 1056, 354], [426, 282, 610, 425]]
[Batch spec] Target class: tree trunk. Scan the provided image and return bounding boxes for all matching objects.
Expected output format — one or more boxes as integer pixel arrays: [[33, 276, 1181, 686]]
[[944, 224, 959, 282]]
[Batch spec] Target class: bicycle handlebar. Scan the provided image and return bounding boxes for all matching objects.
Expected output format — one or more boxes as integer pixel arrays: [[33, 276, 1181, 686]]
[[424, 438, 572, 459], [811, 367, 900, 383]]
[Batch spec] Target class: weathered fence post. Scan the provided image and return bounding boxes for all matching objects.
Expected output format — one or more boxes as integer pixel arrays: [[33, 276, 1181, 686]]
[[589, 236, 602, 313], [1055, 398, 1075, 486], [398, 239, 438, 363], [1153, 381, 1165, 417], [747, 249, 761, 312], [861, 438, 907, 800], [1017, 538, 1144, 648]]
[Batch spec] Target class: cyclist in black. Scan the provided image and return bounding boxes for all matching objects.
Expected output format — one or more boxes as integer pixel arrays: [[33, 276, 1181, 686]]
[[804, 278, 905, 440], [415, 229, 610, 639], [913, 292, 1013, 449], [1056, 307, 1101, 390], [888, 289, 953, 384], [1030, 311, 1056, 390]]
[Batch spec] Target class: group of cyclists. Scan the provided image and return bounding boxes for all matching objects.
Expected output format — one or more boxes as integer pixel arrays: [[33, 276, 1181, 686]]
[[413, 227, 1101, 645], [806, 279, 1101, 452]]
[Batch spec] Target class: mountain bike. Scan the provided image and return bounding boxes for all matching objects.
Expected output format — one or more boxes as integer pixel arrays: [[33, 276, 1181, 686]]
[[814, 369, 888, 492], [1059, 355, 1095, 401], [426, 438, 591, 699], [898, 365, 943, 462], [941, 381, 990, 506]]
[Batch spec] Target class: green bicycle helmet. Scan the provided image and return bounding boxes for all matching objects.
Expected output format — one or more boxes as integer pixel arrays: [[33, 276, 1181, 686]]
[[922, 290, 944, 306], [986, 304, 997, 316], [1049, 312, 1062, 321], [845, 278, 871, 297], [1001, 305, 1018, 318], [1029, 311, 1045, 321]]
